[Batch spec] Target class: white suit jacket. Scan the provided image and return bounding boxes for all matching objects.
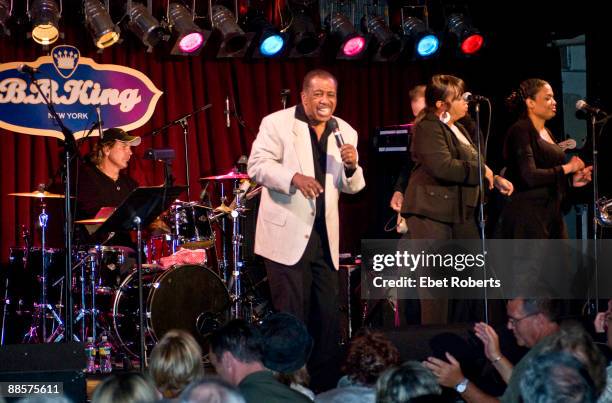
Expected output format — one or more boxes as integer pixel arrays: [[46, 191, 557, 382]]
[[247, 106, 366, 269]]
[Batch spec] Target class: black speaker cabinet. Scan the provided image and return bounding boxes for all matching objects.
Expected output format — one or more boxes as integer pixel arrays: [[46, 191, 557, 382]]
[[0, 342, 86, 402]]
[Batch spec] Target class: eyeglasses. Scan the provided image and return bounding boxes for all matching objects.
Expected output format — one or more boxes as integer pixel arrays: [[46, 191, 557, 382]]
[[507, 312, 539, 327]]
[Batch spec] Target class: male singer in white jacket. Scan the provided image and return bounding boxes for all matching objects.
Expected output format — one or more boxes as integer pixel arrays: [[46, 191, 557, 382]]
[[248, 69, 365, 388]]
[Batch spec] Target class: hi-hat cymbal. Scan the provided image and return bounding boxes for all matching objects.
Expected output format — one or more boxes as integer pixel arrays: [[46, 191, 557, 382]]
[[8, 191, 67, 199], [74, 218, 107, 224], [200, 171, 250, 181]]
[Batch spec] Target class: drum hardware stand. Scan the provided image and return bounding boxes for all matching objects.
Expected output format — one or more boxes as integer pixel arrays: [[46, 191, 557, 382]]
[[134, 216, 147, 371], [1, 227, 27, 345], [72, 250, 104, 343], [1, 276, 10, 345], [229, 184, 247, 319], [24, 195, 64, 343], [218, 183, 230, 285]]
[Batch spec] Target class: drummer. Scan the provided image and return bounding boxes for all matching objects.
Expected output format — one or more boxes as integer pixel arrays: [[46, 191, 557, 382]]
[[75, 127, 141, 247]]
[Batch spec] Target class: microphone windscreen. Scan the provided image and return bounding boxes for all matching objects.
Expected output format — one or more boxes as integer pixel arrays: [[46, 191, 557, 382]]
[[328, 118, 339, 131]]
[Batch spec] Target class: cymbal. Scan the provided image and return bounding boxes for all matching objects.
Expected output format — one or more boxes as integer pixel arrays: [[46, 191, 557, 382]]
[[200, 171, 250, 181], [74, 218, 107, 225], [8, 191, 67, 199], [181, 239, 215, 250]]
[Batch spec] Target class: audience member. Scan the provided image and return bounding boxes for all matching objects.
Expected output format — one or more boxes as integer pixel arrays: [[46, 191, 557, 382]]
[[149, 329, 205, 399], [92, 372, 159, 403], [259, 313, 315, 399], [209, 319, 311, 403], [179, 377, 245, 403], [538, 322, 607, 399], [316, 330, 400, 403], [375, 361, 442, 403], [520, 352, 596, 403], [423, 298, 561, 403]]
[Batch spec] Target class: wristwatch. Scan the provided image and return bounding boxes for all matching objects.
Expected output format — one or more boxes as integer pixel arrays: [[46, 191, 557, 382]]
[[455, 378, 469, 393]]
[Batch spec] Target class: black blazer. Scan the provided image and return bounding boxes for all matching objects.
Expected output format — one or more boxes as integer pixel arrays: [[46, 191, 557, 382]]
[[402, 112, 484, 224]]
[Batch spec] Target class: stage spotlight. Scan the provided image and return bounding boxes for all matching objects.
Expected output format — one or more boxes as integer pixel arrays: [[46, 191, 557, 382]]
[[246, 10, 285, 57], [365, 15, 402, 60], [168, 2, 205, 55], [260, 34, 284, 56], [29, 0, 60, 45], [84, 0, 120, 49], [126, 2, 167, 51], [289, 10, 321, 57], [447, 13, 483, 55], [0, 0, 11, 35], [402, 16, 439, 58], [329, 12, 366, 58], [212, 5, 249, 56]]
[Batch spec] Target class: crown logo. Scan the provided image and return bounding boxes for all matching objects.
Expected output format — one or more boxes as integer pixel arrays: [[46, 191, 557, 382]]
[[50, 45, 80, 79], [53, 50, 78, 70]]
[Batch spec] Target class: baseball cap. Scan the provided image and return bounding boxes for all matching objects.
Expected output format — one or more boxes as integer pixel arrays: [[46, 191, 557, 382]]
[[100, 127, 141, 146]]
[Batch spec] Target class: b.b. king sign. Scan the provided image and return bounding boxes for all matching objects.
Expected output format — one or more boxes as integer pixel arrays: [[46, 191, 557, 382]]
[[0, 45, 162, 139]]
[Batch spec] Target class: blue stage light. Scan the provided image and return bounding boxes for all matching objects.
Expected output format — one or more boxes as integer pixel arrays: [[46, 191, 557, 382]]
[[416, 34, 439, 57], [260, 34, 284, 56]]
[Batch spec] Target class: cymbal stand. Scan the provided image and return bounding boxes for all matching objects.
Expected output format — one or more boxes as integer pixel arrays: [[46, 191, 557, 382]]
[[24, 198, 63, 343], [230, 181, 247, 319], [219, 183, 230, 285]]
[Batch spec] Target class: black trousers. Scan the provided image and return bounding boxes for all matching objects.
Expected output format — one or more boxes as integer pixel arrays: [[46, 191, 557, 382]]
[[402, 213, 483, 324], [263, 225, 339, 387]]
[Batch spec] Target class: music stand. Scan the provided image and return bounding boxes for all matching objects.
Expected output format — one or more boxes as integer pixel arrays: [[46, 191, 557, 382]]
[[95, 186, 186, 370]]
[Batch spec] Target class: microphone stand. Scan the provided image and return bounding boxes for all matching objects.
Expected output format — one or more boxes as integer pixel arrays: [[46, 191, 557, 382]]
[[23, 69, 77, 342], [473, 101, 489, 324], [147, 104, 212, 201], [588, 113, 610, 313]]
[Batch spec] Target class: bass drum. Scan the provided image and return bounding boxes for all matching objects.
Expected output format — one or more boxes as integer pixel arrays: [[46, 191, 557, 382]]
[[112, 264, 230, 358]]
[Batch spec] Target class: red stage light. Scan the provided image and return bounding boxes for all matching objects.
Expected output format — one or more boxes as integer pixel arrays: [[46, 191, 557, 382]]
[[461, 33, 483, 55]]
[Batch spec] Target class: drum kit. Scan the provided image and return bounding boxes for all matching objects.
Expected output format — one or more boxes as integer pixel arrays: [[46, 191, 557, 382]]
[[1, 171, 268, 366]]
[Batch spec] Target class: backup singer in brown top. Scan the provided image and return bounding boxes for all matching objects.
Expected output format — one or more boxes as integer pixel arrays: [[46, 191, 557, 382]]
[[496, 78, 592, 239]]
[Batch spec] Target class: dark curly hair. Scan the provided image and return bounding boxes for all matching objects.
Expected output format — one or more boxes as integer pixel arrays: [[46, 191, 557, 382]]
[[505, 78, 549, 117], [342, 330, 400, 386]]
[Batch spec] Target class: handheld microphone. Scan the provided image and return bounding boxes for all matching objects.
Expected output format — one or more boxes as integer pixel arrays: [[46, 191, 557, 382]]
[[280, 89, 290, 109], [329, 118, 344, 148], [225, 96, 231, 128], [96, 106, 104, 139], [462, 92, 488, 102], [576, 100, 608, 117], [17, 64, 39, 74]]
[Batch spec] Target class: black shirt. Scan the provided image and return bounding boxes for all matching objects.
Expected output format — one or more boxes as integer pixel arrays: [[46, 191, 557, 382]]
[[295, 104, 331, 229], [75, 162, 138, 246]]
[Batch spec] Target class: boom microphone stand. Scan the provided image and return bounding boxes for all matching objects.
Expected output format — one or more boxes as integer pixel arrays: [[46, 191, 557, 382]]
[[148, 104, 212, 201]]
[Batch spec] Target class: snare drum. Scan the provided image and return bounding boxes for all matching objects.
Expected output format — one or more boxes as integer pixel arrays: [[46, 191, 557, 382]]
[[112, 264, 230, 357]]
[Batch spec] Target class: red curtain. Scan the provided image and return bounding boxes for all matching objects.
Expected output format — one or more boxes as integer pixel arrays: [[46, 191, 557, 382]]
[[0, 30, 424, 264]]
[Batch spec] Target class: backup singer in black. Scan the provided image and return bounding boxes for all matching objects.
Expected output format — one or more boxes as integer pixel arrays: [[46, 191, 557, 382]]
[[496, 79, 592, 239]]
